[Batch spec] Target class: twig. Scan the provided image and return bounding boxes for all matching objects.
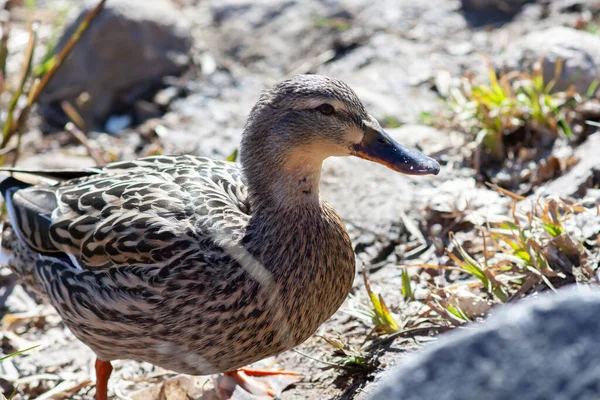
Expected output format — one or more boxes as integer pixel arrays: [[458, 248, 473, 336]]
[[287, 50, 335, 77], [363, 326, 447, 352], [0, 21, 10, 87], [25, 0, 106, 107], [400, 210, 426, 244], [35, 378, 92, 400], [64, 122, 105, 165], [61, 100, 85, 130], [2, 20, 38, 167], [1, 0, 107, 149], [14, 373, 63, 384], [292, 350, 363, 371]]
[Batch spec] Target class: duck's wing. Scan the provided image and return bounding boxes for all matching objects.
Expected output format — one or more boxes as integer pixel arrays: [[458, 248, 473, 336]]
[[0, 155, 250, 269]]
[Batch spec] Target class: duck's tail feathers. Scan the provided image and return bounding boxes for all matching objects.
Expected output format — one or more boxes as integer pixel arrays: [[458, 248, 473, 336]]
[[0, 167, 102, 182], [0, 221, 44, 294]]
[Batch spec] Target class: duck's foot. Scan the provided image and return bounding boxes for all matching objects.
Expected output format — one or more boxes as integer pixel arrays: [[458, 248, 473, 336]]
[[215, 368, 301, 399]]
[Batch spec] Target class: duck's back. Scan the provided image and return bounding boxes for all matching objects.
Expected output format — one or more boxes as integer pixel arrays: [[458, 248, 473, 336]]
[[4, 155, 251, 268]]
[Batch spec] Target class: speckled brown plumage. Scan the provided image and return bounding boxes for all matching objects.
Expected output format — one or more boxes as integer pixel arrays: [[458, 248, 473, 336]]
[[0, 75, 439, 393]]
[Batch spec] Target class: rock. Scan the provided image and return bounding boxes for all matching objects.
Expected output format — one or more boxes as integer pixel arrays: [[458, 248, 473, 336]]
[[370, 286, 600, 400], [459, 0, 534, 26], [535, 133, 600, 198], [460, 0, 532, 15], [498, 27, 600, 94], [39, 0, 193, 129], [551, 0, 590, 13]]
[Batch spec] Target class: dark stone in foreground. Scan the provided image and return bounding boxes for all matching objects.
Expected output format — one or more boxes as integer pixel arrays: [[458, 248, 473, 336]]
[[370, 286, 600, 400], [460, 0, 534, 26], [460, 0, 532, 15]]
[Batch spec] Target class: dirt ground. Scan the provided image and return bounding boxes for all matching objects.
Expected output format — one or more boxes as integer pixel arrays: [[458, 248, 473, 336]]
[[1, 0, 600, 399]]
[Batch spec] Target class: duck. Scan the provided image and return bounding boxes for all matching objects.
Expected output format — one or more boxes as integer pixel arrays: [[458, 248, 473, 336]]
[[0, 74, 439, 399]]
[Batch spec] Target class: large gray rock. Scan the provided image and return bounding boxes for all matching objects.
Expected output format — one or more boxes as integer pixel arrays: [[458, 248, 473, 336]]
[[499, 27, 600, 94], [40, 0, 193, 128], [370, 286, 600, 400]]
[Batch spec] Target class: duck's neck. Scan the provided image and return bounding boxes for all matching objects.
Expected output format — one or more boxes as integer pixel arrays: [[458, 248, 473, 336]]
[[244, 148, 324, 214], [240, 146, 356, 345]]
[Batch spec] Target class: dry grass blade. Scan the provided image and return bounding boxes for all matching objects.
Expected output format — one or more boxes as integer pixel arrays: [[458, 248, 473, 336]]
[[426, 298, 466, 325], [0, 21, 9, 90], [64, 122, 105, 165], [1, 0, 107, 149], [2, 20, 38, 144], [27, 0, 106, 107], [5, 20, 39, 167], [33, 378, 92, 400], [485, 183, 525, 201], [61, 100, 85, 131]]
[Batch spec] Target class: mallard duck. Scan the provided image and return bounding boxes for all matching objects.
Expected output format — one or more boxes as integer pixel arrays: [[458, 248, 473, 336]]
[[0, 75, 439, 399]]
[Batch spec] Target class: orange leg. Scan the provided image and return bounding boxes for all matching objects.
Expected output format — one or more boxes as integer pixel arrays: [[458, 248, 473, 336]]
[[95, 358, 113, 400], [217, 367, 300, 398]]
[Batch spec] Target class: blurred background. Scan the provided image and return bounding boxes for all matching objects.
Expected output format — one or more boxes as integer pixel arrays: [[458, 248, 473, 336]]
[[1, 0, 600, 399]]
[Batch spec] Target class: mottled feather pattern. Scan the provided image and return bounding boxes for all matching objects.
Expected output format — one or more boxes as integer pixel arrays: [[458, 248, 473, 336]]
[[14, 156, 249, 267], [1, 154, 355, 374]]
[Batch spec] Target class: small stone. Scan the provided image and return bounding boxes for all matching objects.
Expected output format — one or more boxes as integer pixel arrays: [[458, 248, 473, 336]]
[[105, 115, 133, 135], [154, 87, 182, 107], [446, 41, 474, 56], [200, 53, 218, 75]]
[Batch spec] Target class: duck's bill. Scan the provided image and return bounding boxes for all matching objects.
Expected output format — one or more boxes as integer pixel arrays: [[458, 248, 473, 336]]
[[353, 122, 440, 176]]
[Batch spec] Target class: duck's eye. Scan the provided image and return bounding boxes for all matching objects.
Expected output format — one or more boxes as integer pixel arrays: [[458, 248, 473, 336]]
[[316, 103, 335, 115]]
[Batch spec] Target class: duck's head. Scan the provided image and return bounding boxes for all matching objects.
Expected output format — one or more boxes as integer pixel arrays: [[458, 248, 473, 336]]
[[240, 75, 440, 207]]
